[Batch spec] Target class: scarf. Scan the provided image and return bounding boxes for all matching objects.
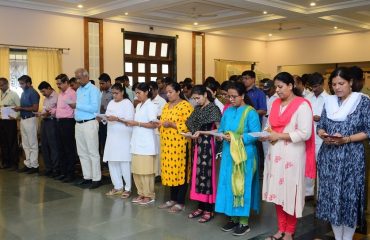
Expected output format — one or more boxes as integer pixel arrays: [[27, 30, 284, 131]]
[[325, 92, 361, 121], [228, 105, 253, 207], [269, 97, 316, 179]]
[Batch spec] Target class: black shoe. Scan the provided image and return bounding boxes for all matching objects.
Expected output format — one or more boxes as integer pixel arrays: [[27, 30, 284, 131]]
[[54, 175, 66, 181], [232, 224, 250, 236], [18, 166, 31, 173], [42, 170, 53, 177], [76, 179, 92, 185], [50, 172, 60, 178], [62, 176, 75, 183], [89, 181, 101, 189], [9, 166, 18, 171], [27, 168, 39, 174], [221, 220, 239, 232]]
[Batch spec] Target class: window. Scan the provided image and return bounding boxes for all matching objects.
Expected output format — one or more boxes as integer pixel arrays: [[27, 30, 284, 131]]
[[123, 31, 176, 84], [9, 49, 27, 96]]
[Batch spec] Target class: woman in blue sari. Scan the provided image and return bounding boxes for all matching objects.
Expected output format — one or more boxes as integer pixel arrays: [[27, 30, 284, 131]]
[[216, 82, 261, 236]]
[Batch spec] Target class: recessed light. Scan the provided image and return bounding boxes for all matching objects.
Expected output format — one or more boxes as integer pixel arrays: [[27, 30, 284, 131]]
[[124, 12, 128, 16], [263, 11, 268, 14], [310, 2, 316, 6], [268, 33, 272, 37], [77, 4, 83, 8], [193, 22, 198, 26], [334, 26, 338, 29]]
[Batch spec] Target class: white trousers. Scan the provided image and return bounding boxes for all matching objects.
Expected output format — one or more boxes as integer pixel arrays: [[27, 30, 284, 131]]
[[75, 120, 101, 181], [108, 161, 131, 191], [20, 117, 39, 168], [305, 143, 322, 196], [332, 224, 356, 240]]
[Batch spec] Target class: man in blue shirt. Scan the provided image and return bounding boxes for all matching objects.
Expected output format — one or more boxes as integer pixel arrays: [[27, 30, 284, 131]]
[[70, 68, 101, 189], [241, 70, 267, 175], [241, 70, 267, 123], [13, 75, 40, 174]]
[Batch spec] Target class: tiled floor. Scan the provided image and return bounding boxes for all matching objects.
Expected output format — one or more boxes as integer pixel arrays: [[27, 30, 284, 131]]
[[0, 169, 368, 240]]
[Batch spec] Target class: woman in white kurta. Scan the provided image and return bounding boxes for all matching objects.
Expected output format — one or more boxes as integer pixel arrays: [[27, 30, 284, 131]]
[[261, 72, 314, 240], [125, 83, 159, 205], [103, 83, 134, 198]]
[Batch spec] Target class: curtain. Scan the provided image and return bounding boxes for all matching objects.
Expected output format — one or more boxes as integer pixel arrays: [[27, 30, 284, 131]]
[[214, 59, 251, 83], [27, 49, 62, 92], [0, 47, 10, 79]]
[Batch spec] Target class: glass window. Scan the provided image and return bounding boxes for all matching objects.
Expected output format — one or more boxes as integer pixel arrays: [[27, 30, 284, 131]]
[[137, 41, 144, 55], [138, 63, 145, 73], [150, 64, 157, 73], [128, 76, 133, 86], [149, 42, 156, 56], [138, 76, 146, 83], [9, 50, 27, 97], [162, 64, 169, 74], [161, 43, 168, 57], [151, 77, 157, 82], [125, 62, 133, 72], [124, 39, 132, 54]]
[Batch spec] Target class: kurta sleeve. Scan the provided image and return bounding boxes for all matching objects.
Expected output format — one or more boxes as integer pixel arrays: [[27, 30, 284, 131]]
[[243, 109, 261, 145], [123, 100, 135, 120], [317, 105, 328, 133], [289, 102, 313, 143], [360, 96, 370, 138], [176, 101, 193, 133]]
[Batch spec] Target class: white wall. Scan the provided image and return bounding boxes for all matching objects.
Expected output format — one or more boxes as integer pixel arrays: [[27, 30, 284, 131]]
[[1, 5, 370, 81]]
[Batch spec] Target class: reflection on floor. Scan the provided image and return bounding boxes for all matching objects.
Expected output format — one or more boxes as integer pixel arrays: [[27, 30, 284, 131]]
[[0, 169, 368, 240]]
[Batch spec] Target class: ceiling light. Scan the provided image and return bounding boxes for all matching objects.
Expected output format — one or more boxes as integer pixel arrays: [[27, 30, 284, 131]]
[[124, 12, 128, 16], [77, 4, 83, 8], [310, 2, 316, 6], [193, 22, 198, 26], [268, 33, 272, 37], [334, 26, 338, 29], [263, 11, 268, 14]]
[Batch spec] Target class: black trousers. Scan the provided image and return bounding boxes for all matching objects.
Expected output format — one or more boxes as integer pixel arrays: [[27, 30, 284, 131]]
[[198, 202, 214, 212], [0, 119, 18, 168], [56, 118, 77, 177], [41, 119, 60, 172], [170, 183, 188, 204], [98, 122, 107, 157]]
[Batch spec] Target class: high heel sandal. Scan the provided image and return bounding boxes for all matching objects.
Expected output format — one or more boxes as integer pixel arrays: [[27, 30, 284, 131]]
[[188, 209, 203, 219], [198, 211, 214, 223]]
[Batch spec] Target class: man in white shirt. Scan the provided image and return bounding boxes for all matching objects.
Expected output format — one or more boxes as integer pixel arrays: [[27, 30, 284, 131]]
[[148, 81, 166, 179], [262, 80, 278, 157], [306, 72, 329, 199], [294, 74, 313, 98]]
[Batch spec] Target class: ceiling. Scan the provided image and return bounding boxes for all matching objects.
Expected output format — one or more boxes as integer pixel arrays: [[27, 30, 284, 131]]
[[1, 0, 370, 41]]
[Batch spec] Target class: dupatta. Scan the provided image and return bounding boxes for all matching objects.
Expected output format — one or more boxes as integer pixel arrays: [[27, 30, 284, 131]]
[[269, 97, 316, 179]]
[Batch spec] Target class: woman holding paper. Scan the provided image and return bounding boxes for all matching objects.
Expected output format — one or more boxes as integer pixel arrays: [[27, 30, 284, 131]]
[[124, 83, 159, 205], [215, 82, 261, 236], [158, 82, 193, 213], [102, 83, 134, 198], [185, 85, 222, 223], [260, 72, 314, 240], [316, 67, 370, 240]]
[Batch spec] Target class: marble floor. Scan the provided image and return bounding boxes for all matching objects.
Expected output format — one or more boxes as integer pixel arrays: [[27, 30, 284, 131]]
[[0, 168, 368, 240]]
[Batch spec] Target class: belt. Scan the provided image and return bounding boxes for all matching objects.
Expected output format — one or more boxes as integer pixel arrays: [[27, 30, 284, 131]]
[[21, 115, 34, 120], [76, 118, 95, 124]]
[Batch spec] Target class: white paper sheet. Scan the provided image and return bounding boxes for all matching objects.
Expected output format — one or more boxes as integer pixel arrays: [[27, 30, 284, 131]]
[[1, 107, 16, 119], [248, 131, 271, 138]]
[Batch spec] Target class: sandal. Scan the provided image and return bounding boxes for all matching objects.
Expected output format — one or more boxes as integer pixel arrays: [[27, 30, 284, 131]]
[[188, 209, 203, 219], [265, 232, 285, 240], [121, 191, 131, 199], [198, 211, 214, 223], [158, 200, 176, 209], [131, 195, 144, 203], [168, 204, 185, 213], [105, 188, 123, 196]]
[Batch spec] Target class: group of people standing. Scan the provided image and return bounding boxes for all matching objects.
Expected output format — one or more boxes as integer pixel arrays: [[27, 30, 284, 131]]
[[0, 66, 369, 240]]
